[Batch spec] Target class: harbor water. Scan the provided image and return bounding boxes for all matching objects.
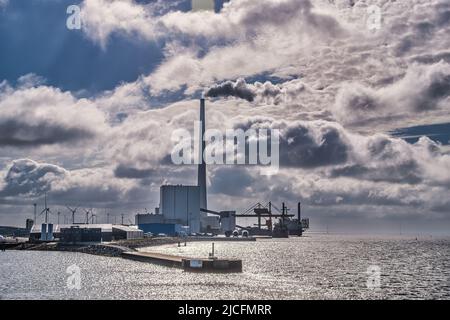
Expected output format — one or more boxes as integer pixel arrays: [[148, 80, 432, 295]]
[[0, 235, 449, 300]]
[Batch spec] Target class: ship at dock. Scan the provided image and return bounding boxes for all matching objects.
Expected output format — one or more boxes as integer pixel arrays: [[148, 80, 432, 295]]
[[234, 201, 309, 238]]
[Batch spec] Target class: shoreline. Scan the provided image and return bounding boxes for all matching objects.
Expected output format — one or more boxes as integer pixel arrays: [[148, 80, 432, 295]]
[[5, 237, 188, 257], [4, 236, 256, 257]]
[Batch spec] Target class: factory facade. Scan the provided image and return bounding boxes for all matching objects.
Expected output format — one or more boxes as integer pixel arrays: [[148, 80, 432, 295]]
[[137, 185, 200, 235], [136, 185, 226, 236], [161, 185, 201, 233], [29, 224, 143, 243]]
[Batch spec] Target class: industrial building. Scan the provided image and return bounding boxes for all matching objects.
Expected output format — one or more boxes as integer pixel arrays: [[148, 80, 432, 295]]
[[136, 185, 200, 235], [60, 226, 103, 243], [29, 224, 143, 243], [218, 211, 236, 235], [160, 185, 201, 233]]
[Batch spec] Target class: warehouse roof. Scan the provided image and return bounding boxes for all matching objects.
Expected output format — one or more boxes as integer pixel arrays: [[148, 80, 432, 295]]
[[112, 225, 142, 232], [30, 224, 115, 233]]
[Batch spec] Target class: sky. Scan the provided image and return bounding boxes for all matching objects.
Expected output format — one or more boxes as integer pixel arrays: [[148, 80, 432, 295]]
[[0, 0, 450, 234]]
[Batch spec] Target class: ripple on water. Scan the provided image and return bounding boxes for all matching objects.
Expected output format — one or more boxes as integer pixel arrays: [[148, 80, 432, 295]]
[[0, 235, 449, 299]]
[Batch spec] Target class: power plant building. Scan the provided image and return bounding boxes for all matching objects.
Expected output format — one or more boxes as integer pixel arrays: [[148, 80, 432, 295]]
[[136, 185, 201, 235], [160, 185, 201, 233]]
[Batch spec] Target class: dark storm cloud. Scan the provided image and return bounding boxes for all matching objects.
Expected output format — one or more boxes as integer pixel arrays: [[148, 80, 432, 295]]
[[205, 78, 306, 105], [412, 52, 450, 64], [0, 159, 66, 197], [231, 117, 450, 190], [392, 2, 450, 57], [334, 62, 450, 125], [327, 135, 440, 185], [421, 74, 450, 110], [114, 164, 155, 179], [235, 119, 350, 168], [279, 122, 349, 168], [435, 7, 450, 26], [0, 159, 140, 206], [330, 161, 422, 185], [327, 135, 450, 187], [209, 167, 256, 196], [50, 184, 124, 205], [0, 119, 95, 147], [0, 80, 106, 149], [205, 78, 256, 102]]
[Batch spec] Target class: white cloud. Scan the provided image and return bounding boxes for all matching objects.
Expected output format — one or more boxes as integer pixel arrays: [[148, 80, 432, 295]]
[[160, 0, 344, 39], [0, 81, 107, 148], [0, 159, 139, 206], [80, 0, 157, 47], [334, 61, 450, 128], [146, 0, 348, 93]]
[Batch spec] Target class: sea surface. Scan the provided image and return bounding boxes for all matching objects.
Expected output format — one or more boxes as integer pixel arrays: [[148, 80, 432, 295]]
[[1, 235, 449, 300]]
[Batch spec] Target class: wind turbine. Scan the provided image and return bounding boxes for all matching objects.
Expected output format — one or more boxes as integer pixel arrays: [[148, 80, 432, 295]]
[[84, 208, 92, 224], [39, 193, 52, 224], [90, 211, 96, 224], [57, 211, 61, 224], [66, 206, 78, 224]]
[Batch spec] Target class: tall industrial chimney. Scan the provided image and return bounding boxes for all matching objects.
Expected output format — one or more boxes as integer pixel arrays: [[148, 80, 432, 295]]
[[198, 98, 207, 211]]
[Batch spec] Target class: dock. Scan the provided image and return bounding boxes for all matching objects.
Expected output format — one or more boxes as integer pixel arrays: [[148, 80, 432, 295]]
[[187, 236, 256, 242], [121, 251, 242, 273]]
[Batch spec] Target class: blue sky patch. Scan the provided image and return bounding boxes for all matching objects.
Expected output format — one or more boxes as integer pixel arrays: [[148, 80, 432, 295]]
[[391, 122, 450, 145]]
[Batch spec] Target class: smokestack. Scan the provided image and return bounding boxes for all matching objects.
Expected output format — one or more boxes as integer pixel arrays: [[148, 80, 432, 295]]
[[198, 98, 207, 211]]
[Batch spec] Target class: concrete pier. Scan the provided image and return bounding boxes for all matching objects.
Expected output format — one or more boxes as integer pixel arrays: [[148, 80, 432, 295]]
[[121, 251, 242, 273], [122, 252, 183, 268], [182, 257, 242, 273], [188, 236, 256, 242]]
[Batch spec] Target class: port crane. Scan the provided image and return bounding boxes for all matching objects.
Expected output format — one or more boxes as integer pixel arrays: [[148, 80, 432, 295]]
[[234, 202, 295, 231]]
